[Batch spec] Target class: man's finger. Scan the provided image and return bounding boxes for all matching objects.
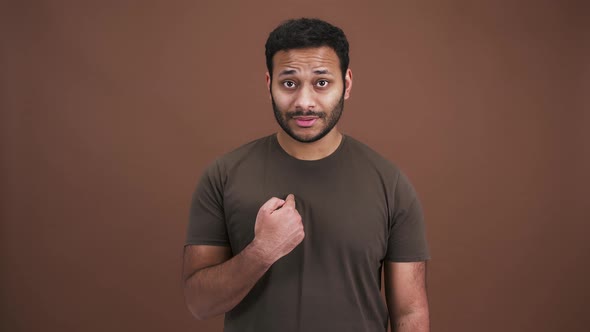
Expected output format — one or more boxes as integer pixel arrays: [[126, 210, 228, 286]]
[[260, 197, 285, 213], [283, 194, 296, 208]]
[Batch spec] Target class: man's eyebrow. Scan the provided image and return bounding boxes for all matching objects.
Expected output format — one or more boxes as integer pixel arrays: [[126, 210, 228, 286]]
[[278, 69, 297, 77], [313, 69, 332, 75], [277, 69, 334, 76]]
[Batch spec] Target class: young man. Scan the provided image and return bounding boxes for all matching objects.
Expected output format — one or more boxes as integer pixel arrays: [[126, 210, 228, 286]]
[[183, 18, 430, 332]]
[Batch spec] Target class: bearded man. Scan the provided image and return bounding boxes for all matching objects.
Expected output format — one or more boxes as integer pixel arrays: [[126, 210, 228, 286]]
[[183, 18, 431, 332]]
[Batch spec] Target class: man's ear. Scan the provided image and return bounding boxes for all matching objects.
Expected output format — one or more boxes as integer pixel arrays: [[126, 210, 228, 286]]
[[344, 68, 353, 100], [265, 72, 272, 99]]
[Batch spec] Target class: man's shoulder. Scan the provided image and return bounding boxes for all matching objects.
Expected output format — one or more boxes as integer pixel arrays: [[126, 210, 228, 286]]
[[343, 135, 401, 174], [343, 135, 418, 199], [211, 134, 274, 170]]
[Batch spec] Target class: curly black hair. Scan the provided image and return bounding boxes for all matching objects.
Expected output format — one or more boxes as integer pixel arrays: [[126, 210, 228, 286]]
[[265, 18, 350, 79]]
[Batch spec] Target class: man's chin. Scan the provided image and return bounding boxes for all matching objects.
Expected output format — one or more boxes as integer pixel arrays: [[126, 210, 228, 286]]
[[285, 128, 329, 143]]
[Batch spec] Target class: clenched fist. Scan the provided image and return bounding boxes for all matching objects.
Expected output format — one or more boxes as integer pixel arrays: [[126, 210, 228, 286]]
[[252, 194, 304, 264]]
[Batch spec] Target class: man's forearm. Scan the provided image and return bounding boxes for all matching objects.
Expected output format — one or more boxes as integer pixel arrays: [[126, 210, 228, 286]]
[[391, 309, 430, 332], [184, 240, 273, 320]]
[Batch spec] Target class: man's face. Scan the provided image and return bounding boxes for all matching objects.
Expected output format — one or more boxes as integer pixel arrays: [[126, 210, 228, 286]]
[[266, 46, 352, 143]]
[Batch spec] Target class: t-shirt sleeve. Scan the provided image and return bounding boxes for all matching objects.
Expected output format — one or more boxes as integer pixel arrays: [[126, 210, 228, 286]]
[[185, 160, 230, 247], [385, 171, 430, 262]]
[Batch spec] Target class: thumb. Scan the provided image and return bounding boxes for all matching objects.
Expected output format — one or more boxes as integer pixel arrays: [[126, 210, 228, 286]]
[[284, 194, 296, 208]]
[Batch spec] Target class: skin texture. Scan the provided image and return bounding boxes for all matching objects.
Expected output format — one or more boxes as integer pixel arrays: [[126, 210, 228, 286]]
[[183, 46, 430, 330], [266, 46, 352, 160], [385, 261, 430, 331], [270, 47, 346, 144]]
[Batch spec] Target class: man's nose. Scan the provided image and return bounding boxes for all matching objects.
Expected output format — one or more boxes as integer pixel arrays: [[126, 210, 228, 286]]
[[294, 85, 316, 110]]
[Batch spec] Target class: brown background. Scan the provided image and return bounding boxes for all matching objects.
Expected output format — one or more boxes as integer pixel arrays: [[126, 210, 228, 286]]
[[1, 1, 589, 331]]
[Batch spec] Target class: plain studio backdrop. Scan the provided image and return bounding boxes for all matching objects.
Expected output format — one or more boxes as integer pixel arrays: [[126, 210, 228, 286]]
[[1, 1, 588, 331]]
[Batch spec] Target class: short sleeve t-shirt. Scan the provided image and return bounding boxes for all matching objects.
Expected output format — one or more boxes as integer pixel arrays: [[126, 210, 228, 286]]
[[186, 134, 430, 332]]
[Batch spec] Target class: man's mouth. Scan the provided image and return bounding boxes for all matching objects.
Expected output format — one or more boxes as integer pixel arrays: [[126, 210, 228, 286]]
[[293, 116, 318, 128]]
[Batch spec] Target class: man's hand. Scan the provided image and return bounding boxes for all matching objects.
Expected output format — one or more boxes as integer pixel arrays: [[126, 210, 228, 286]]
[[252, 194, 304, 264], [183, 194, 304, 319]]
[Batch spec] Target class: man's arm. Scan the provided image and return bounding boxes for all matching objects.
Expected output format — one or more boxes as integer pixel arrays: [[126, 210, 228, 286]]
[[384, 261, 430, 332], [182, 242, 271, 320], [182, 195, 304, 320]]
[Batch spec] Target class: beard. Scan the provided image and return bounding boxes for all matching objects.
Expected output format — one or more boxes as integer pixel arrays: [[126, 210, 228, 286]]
[[271, 91, 345, 143]]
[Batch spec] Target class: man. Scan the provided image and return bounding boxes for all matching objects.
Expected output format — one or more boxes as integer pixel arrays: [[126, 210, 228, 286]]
[[183, 18, 430, 332]]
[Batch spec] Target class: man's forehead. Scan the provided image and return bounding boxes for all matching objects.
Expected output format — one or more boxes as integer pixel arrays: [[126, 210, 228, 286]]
[[273, 46, 340, 73]]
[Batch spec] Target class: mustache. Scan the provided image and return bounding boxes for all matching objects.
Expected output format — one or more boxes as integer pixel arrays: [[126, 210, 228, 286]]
[[285, 110, 326, 118]]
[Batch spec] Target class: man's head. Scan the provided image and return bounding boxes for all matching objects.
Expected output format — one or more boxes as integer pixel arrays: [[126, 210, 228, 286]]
[[265, 18, 350, 81], [265, 18, 353, 143]]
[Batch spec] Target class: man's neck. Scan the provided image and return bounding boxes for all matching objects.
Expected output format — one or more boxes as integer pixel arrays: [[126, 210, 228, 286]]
[[276, 129, 343, 161]]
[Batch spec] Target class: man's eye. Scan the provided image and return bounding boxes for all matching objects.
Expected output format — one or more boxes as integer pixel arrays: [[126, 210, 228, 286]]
[[316, 80, 329, 87], [283, 81, 296, 88]]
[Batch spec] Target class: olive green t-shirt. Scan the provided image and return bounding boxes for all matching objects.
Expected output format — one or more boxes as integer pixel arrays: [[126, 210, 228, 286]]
[[186, 134, 430, 332]]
